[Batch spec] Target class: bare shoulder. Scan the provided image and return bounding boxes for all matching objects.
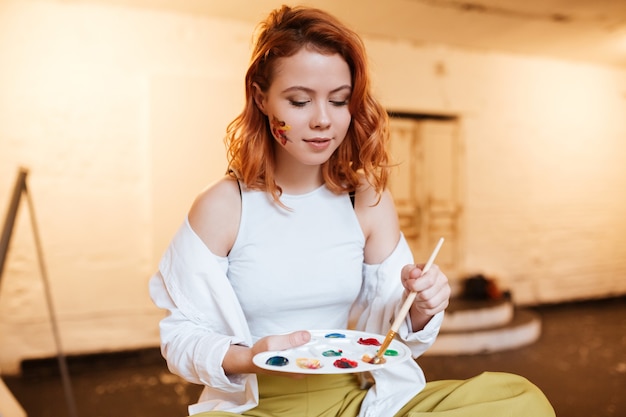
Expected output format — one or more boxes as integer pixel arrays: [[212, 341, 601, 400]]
[[354, 180, 401, 264], [188, 175, 241, 257]]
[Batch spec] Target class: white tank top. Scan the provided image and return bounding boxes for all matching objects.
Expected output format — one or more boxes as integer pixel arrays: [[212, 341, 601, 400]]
[[227, 184, 365, 340]]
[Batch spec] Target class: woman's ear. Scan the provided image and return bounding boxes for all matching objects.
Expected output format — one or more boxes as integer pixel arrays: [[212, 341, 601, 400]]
[[252, 83, 267, 115]]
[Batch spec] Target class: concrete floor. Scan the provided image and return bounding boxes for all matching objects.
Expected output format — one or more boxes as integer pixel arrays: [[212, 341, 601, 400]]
[[3, 296, 625, 417]]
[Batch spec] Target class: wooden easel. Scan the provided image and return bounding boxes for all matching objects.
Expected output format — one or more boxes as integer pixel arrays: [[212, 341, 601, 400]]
[[0, 167, 79, 417]]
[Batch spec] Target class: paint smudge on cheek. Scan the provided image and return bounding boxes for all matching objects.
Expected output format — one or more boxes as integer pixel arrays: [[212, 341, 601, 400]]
[[271, 116, 292, 146]]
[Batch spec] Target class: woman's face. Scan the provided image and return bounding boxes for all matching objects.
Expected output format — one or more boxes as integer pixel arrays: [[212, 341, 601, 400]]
[[254, 47, 352, 167]]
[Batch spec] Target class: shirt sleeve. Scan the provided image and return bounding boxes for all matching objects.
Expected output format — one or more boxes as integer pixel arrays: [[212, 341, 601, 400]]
[[148, 220, 258, 413], [149, 272, 247, 389]]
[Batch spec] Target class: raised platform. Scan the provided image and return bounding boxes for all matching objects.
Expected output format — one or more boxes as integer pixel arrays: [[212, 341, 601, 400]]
[[441, 298, 514, 332], [426, 298, 542, 355]]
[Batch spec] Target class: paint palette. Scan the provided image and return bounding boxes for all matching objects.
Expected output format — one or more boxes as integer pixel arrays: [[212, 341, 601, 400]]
[[252, 329, 412, 374]]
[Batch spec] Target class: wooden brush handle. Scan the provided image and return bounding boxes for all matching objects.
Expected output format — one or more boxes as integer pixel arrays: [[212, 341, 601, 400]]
[[377, 330, 397, 356]]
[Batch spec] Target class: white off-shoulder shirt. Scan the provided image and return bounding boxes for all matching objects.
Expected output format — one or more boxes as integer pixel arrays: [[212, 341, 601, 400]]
[[149, 186, 444, 417]]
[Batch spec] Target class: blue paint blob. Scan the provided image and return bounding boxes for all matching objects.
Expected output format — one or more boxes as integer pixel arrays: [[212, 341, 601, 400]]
[[325, 333, 346, 338], [265, 356, 289, 366], [322, 349, 343, 357]]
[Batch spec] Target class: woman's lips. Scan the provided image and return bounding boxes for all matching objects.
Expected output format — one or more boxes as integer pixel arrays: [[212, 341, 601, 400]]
[[304, 137, 332, 150]]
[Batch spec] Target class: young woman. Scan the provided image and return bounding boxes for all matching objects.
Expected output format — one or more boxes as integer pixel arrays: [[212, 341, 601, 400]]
[[149, 5, 555, 417]]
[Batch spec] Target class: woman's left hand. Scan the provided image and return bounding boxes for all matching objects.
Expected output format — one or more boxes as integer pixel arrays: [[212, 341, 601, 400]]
[[401, 263, 451, 331]]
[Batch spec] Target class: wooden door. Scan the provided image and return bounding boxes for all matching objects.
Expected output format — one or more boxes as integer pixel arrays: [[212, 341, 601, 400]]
[[388, 117, 461, 274]]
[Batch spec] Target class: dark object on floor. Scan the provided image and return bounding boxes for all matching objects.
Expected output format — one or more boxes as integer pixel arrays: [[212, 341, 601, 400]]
[[461, 273, 511, 300]]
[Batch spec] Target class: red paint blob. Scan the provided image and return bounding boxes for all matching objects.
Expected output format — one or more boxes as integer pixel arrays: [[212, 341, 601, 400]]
[[357, 337, 381, 346], [333, 358, 358, 369]]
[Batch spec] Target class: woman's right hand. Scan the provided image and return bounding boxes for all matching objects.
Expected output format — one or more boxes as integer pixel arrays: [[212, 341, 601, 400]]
[[224, 330, 311, 376]]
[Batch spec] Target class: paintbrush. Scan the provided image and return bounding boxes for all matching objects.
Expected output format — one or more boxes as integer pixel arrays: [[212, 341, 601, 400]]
[[369, 237, 445, 365]]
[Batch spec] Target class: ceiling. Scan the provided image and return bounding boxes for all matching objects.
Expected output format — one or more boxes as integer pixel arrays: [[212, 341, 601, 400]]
[[92, 0, 626, 69]]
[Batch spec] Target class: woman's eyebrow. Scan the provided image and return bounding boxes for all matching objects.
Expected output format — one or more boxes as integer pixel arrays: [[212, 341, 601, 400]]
[[281, 85, 352, 94]]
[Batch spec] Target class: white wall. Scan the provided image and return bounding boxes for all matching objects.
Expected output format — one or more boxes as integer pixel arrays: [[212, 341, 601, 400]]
[[368, 40, 626, 303], [0, 0, 624, 372], [0, 0, 249, 373]]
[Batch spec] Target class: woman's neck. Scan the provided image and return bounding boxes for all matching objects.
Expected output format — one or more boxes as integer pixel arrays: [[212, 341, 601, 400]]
[[274, 162, 324, 195]]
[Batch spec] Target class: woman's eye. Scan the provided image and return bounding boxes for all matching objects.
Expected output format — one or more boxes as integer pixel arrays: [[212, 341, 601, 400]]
[[289, 100, 310, 107], [330, 99, 349, 106]]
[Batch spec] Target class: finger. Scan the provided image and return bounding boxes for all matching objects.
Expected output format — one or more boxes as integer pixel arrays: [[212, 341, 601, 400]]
[[414, 284, 450, 308], [288, 330, 311, 347], [414, 281, 450, 305], [408, 266, 441, 292], [266, 331, 310, 351], [414, 298, 449, 316]]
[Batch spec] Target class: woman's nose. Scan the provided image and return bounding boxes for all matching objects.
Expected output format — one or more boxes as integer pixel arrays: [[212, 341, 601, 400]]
[[311, 103, 331, 129]]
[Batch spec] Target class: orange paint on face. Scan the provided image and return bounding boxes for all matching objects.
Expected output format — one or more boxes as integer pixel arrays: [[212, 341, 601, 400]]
[[271, 116, 291, 145]]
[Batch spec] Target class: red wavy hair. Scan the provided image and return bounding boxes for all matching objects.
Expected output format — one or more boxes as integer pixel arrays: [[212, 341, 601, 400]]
[[225, 5, 390, 203]]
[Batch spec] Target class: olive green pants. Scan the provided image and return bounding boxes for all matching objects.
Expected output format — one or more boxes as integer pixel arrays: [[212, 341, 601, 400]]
[[191, 371, 555, 417]]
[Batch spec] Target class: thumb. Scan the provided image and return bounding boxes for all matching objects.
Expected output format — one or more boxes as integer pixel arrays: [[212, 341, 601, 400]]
[[276, 330, 311, 350], [253, 330, 312, 355]]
